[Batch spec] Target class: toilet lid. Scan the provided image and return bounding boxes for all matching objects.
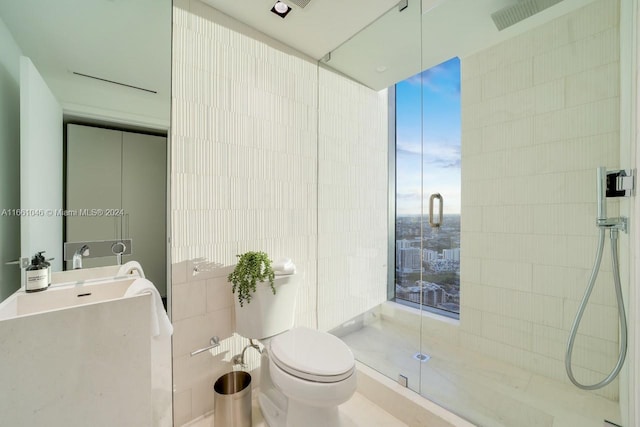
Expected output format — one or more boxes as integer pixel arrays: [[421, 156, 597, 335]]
[[270, 327, 355, 383]]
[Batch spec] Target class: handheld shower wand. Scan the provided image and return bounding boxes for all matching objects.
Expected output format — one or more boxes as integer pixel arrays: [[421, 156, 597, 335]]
[[565, 167, 630, 390], [596, 166, 607, 222]]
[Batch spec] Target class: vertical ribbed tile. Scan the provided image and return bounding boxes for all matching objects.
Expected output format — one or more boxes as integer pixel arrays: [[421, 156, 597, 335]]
[[171, 4, 321, 422], [317, 67, 389, 331]]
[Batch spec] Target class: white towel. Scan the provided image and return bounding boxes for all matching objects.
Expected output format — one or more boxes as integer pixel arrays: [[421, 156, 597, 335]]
[[275, 265, 296, 275], [117, 260, 146, 279], [273, 258, 296, 275], [125, 278, 173, 339]]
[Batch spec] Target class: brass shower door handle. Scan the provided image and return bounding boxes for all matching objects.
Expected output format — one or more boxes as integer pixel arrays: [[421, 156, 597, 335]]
[[429, 193, 443, 228]]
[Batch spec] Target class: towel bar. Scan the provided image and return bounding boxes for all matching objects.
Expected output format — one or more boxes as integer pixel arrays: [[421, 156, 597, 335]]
[[191, 336, 220, 356]]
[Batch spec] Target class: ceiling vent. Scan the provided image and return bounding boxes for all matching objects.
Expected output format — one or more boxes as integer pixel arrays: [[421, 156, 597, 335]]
[[491, 0, 564, 30], [287, 0, 311, 8], [72, 71, 157, 94]]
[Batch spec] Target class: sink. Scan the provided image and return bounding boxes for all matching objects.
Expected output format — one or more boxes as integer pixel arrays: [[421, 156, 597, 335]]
[[0, 277, 155, 427], [51, 264, 136, 285], [0, 276, 137, 320]]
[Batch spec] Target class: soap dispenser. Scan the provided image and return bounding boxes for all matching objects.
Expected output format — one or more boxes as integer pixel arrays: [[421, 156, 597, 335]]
[[25, 254, 49, 293], [36, 251, 51, 287]]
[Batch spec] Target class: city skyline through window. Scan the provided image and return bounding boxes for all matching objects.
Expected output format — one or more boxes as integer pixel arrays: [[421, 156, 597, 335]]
[[394, 57, 461, 316]]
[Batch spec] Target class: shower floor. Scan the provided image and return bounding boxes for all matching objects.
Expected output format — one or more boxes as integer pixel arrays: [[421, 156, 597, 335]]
[[338, 311, 622, 427]]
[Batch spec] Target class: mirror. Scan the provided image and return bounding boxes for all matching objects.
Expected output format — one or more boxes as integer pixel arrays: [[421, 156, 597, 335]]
[[0, 0, 172, 302]]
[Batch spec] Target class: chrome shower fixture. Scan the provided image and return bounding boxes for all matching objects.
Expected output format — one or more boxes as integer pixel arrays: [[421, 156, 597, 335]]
[[595, 167, 634, 232], [565, 166, 634, 390], [604, 168, 634, 198]]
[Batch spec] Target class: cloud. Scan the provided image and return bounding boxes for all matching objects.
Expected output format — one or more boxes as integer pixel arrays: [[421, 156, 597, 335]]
[[403, 58, 461, 99], [396, 190, 422, 201], [396, 138, 461, 170], [424, 143, 460, 167], [396, 140, 422, 156]]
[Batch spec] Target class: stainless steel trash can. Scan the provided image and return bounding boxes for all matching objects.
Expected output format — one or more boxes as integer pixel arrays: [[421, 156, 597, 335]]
[[214, 371, 252, 427]]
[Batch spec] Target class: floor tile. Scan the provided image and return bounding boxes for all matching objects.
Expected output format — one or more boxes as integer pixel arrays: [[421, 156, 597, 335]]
[[340, 317, 622, 427], [183, 391, 405, 427]]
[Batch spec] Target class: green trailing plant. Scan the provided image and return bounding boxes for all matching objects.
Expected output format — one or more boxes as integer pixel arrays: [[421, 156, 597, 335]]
[[227, 251, 276, 307]]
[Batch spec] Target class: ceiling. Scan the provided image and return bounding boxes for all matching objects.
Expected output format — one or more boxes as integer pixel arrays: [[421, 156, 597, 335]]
[[200, 0, 401, 60], [202, 0, 600, 90], [0, 0, 600, 116], [0, 0, 171, 127]]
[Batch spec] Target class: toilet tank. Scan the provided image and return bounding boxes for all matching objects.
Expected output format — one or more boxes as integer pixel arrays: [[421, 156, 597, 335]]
[[234, 274, 299, 340]]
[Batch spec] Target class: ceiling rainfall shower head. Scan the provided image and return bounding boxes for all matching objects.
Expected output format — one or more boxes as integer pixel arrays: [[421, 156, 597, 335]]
[[286, 0, 311, 8], [491, 0, 564, 30]]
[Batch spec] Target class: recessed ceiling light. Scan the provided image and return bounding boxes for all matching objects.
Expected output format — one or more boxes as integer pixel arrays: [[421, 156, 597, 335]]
[[376, 66, 388, 73], [271, 1, 292, 18]]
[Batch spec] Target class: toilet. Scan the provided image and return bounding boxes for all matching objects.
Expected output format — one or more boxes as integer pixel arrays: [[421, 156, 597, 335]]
[[234, 273, 356, 427]]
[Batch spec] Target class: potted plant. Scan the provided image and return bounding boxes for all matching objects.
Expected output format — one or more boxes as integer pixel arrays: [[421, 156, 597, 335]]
[[227, 251, 276, 307]]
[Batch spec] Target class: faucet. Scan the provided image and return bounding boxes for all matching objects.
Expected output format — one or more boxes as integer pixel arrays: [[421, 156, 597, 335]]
[[72, 245, 90, 269], [232, 339, 262, 366], [111, 241, 127, 265]]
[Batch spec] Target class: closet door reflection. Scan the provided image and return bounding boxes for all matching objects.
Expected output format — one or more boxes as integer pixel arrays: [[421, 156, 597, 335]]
[[66, 124, 167, 297], [66, 124, 122, 270], [121, 131, 167, 297]]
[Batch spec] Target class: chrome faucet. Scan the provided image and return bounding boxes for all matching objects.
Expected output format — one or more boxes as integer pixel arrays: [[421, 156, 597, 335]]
[[72, 245, 90, 269], [232, 339, 262, 366]]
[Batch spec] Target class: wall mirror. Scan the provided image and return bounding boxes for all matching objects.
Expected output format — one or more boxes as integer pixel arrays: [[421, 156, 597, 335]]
[[0, 0, 172, 303]]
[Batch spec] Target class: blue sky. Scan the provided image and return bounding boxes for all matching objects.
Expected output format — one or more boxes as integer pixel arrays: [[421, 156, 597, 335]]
[[396, 57, 461, 215]]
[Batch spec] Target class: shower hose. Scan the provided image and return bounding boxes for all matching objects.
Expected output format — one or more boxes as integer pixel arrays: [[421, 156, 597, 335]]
[[565, 227, 628, 390]]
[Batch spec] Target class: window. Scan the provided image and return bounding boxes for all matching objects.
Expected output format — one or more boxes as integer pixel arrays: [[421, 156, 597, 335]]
[[393, 57, 461, 317]]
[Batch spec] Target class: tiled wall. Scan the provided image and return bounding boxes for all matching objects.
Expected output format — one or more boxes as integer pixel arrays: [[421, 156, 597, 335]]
[[171, 1, 388, 424], [317, 67, 389, 330], [171, 2, 318, 422], [458, 0, 621, 399]]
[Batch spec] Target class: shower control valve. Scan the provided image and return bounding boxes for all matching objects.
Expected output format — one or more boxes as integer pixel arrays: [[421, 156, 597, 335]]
[[606, 169, 635, 198], [596, 217, 628, 233]]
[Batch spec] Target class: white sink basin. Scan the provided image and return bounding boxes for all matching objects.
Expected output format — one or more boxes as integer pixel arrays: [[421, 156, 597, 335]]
[[0, 277, 137, 320], [51, 264, 137, 285]]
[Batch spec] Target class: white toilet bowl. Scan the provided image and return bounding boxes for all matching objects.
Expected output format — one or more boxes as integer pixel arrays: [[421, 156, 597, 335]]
[[262, 327, 357, 427]]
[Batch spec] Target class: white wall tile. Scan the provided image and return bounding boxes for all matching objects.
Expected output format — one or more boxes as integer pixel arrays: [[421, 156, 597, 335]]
[[206, 276, 234, 312], [481, 58, 533, 100], [172, 280, 207, 322], [317, 67, 389, 331], [534, 79, 565, 114], [173, 388, 192, 427], [480, 259, 532, 292], [459, 0, 621, 394], [565, 62, 620, 107]]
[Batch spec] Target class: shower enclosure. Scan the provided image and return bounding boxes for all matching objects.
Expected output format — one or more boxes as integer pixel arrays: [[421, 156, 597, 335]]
[[320, 0, 638, 426]]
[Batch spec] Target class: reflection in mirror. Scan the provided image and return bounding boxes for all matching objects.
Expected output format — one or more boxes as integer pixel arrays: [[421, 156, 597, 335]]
[[0, 0, 171, 303]]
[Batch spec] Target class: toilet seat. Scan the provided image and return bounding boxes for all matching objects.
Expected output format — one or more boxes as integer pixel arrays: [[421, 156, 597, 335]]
[[270, 327, 355, 383]]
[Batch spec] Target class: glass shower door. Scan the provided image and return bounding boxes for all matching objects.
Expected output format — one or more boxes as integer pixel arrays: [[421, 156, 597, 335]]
[[418, 57, 461, 319]]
